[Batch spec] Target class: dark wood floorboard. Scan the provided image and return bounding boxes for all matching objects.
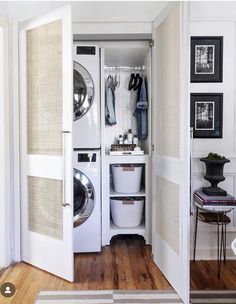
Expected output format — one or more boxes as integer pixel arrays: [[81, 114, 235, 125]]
[[74, 235, 172, 290], [190, 260, 236, 290]]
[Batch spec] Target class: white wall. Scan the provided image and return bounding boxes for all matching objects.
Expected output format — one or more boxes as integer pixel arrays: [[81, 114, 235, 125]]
[[190, 1, 236, 260], [0, 6, 11, 268], [8, 1, 162, 35], [0, 2, 9, 18], [8, 1, 167, 23]]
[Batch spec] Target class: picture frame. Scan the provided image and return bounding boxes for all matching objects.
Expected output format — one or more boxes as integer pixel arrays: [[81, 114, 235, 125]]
[[190, 93, 223, 138], [191, 36, 223, 82]]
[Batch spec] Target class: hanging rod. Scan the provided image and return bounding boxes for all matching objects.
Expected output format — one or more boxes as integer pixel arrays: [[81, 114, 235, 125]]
[[104, 65, 145, 71]]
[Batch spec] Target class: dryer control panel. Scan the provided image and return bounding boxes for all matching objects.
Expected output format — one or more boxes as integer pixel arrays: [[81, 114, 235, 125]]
[[77, 153, 97, 163]]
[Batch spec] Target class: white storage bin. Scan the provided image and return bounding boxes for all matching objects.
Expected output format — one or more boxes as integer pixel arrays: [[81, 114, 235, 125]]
[[111, 164, 142, 193], [110, 197, 144, 228]]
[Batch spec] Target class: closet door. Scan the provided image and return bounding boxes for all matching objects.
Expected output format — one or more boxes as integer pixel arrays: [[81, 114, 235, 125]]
[[152, 3, 190, 303], [19, 6, 73, 281]]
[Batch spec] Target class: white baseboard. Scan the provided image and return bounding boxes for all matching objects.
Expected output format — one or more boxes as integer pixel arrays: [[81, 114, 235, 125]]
[[190, 247, 236, 260]]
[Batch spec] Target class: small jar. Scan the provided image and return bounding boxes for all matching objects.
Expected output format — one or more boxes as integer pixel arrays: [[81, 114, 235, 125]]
[[118, 135, 124, 145], [133, 135, 138, 146]]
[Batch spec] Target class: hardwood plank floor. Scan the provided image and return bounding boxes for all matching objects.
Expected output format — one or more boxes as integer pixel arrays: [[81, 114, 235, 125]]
[[190, 260, 236, 290], [0, 235, 172, 304]]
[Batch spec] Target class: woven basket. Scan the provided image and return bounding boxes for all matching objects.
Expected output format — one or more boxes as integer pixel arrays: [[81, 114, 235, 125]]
[[111, 144, 136, 151]]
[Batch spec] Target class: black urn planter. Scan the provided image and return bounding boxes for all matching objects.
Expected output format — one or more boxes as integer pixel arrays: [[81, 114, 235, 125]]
[[200, 158, 230, 196]]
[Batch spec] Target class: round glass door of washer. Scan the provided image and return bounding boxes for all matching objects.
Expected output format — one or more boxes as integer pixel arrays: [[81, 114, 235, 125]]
[[73, 61, 94, 121], [73, 169, 95, 228]]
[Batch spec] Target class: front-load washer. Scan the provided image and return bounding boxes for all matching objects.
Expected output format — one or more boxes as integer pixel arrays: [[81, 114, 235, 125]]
[[73, 150, 101, 252], [73, 44, 100, 149]]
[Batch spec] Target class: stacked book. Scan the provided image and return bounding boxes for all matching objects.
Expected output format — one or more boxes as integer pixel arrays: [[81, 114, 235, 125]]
[[194, 189, 236, 207]]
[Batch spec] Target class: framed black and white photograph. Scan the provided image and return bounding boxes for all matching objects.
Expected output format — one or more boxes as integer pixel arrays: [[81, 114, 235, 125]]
[[191, 93, 223, 138], [191, 36, 223, 82]]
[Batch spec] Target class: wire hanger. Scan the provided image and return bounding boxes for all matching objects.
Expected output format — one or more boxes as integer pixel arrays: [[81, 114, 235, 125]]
[[128, 67, 137, 91]]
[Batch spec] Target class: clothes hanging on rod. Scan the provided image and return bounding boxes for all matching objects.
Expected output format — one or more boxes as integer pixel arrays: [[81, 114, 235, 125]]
[[105, 75, 117, 126], [136, 75, 148, 141], [105, 66, 148, 136]]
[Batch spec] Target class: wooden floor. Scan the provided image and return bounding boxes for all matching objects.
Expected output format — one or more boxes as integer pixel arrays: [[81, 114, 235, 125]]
[[0, 235, 172, 304], [190, 260, 236, 290], [1, 235, 236, 304]]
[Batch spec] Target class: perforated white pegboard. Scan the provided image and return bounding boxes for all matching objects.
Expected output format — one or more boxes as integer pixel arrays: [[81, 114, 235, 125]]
[[104, 70, 138, 153]]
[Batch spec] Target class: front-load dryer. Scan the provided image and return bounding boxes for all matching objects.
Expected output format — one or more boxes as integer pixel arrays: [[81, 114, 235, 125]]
[[73, 44, 100, 149], [73, 150, 101, 252]]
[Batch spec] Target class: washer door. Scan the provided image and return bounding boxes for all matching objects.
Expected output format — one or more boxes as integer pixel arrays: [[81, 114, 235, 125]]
[[73, 61, 94, 121], [74, 169, 95, 228]]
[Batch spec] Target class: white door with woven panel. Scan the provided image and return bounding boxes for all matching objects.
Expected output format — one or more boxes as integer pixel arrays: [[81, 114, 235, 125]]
[[152, 3, 190, 303], [19, 5, 74, 281]]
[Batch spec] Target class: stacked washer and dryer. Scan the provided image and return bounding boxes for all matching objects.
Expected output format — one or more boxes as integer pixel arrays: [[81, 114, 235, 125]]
[[73, 44, 101, 252]]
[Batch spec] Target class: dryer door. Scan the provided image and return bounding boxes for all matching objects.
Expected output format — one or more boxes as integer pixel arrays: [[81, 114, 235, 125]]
[[73, 168, 95, 227], [73, 62, 94, 121]]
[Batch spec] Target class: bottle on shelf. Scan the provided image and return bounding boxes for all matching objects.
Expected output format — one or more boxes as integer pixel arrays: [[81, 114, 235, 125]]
[[127, 129, 133, 144], [118, 135, 124, 145], [124, 136, 128, 145], [133, 135, 138, 146]]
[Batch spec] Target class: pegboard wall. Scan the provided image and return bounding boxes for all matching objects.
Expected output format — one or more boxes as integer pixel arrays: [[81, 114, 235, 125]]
[[104, 70, 139, 153]]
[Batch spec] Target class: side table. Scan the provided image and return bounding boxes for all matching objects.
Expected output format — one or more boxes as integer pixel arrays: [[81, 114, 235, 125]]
[[193, 189, 236, 278]]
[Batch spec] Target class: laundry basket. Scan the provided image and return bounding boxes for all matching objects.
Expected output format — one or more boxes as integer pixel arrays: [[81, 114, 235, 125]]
[[111, 164, 143, 193], [110, 197, 144, 228]]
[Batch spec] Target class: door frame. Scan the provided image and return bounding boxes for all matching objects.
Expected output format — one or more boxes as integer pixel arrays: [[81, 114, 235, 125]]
[[8, 2, 191, 287], [0, 17, 22, 264], [12, 20, 22, 263], [0, 16, 11, 268]]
